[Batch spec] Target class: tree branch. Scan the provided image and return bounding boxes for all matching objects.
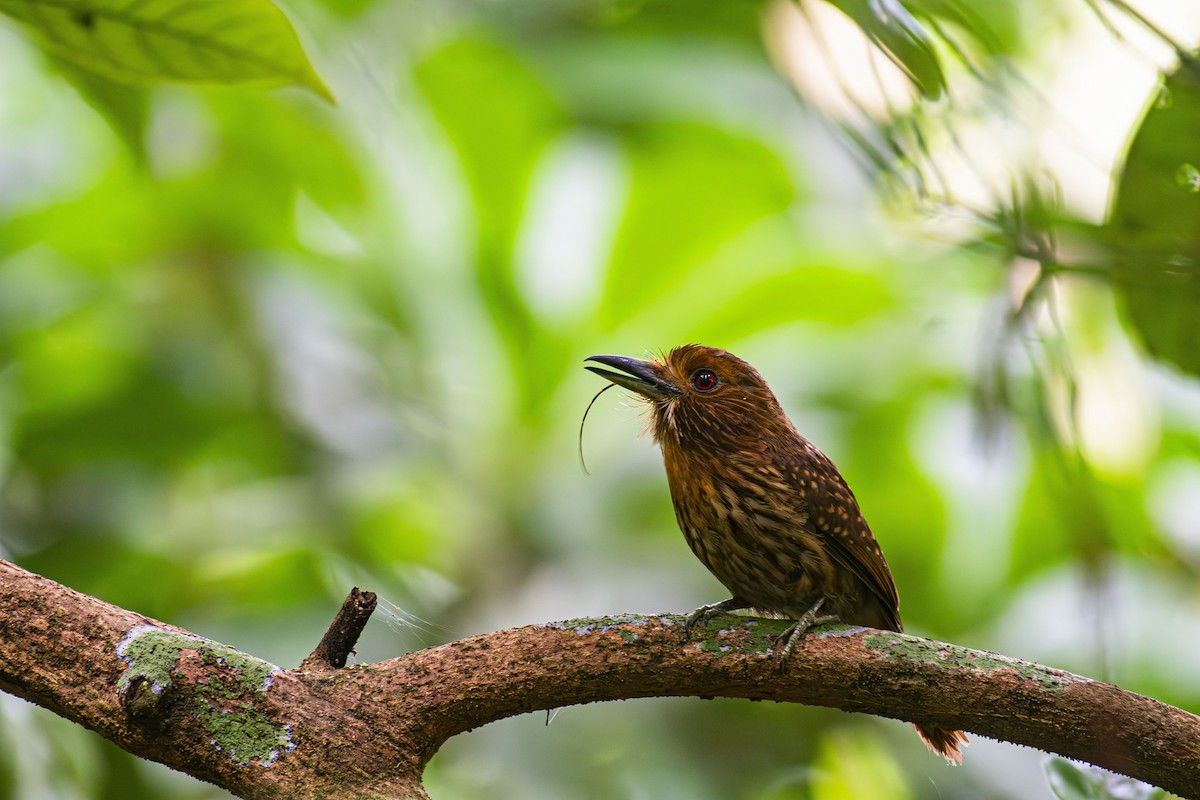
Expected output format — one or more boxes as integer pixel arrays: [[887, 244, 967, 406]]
[[1, 558, 1197, 799], [299, 587, 376, 671]]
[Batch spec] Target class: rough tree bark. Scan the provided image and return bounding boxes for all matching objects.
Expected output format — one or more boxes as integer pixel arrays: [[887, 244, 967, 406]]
[[1, 558, 1197, 799]]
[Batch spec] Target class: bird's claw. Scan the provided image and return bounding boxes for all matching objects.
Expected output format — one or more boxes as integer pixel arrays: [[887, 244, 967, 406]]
[[682, 597, 750, 640], [775, 599, 838, 671]]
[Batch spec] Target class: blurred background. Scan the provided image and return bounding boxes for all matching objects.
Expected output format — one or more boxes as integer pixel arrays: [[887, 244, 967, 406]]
[[1, 0, 1199, 797]]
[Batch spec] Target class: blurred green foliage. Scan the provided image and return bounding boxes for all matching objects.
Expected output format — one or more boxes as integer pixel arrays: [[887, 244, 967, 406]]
[[0, 0, 1198, 799]]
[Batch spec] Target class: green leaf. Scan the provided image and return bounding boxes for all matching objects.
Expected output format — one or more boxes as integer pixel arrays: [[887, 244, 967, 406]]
[[1108, 65, 1200, 378], [823, 0, 946, 98], [900, 0, 1023, 58], [0, 0, 330, 99], [50, 57, 151, 157], [1044, 757, 1169, 800], [1045, 758, 1102, 800]]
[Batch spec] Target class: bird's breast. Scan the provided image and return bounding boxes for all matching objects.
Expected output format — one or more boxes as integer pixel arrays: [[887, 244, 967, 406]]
[[662, 454, 851, 619]]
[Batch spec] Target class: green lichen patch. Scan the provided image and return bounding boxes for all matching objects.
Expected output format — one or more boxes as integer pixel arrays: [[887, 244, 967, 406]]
[[543, 614, 660, 636], [117, 626, 208, 695], [116, 625, 294, 766], [186, 642, 279, 695], [864, 632, 1086, 694], [690, 616, 778, 656], [194, 704, 294, 767], [693, 640, 729, 654]]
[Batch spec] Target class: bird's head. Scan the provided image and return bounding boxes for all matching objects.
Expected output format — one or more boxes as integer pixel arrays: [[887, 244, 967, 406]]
[[584, 344, 791, 450]]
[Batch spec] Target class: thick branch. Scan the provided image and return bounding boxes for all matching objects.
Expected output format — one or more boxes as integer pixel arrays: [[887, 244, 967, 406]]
[[1, 559, 1198, 799]]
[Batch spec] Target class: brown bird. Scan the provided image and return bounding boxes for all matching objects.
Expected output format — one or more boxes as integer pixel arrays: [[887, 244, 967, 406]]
[[585, 343, 967, 763]]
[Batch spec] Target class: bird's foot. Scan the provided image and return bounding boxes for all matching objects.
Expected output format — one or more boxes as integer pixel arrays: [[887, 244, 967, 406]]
[[682, 597, 752, 640], [776, 598, 838, 671]]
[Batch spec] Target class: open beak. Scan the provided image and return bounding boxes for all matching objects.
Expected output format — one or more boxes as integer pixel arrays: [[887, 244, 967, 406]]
[[584, 354, 681, 401]]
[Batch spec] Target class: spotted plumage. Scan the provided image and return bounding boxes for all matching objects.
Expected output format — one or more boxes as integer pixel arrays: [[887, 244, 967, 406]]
[[585, 343, 966, 764]]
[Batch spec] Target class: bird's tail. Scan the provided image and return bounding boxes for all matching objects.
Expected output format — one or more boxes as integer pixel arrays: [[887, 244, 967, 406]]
[[914, 724, 968, 764]]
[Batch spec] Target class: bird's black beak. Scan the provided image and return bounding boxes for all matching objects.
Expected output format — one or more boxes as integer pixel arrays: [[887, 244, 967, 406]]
[[584, 354, 681, 400]]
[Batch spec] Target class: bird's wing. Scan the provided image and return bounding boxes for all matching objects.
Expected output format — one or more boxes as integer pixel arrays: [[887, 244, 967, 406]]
[[775, 443, 902, 631]]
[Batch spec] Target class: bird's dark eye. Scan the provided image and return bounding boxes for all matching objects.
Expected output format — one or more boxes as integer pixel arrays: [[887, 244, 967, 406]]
[[692, 369, 718, 393]]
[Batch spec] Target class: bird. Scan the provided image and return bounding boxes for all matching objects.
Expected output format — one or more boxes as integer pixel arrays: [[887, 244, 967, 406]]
[[584, 343, 967, 764]]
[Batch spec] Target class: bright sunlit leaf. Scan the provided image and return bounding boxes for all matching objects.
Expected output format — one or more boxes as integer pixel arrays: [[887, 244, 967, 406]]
[[0, 0, 331, 99]]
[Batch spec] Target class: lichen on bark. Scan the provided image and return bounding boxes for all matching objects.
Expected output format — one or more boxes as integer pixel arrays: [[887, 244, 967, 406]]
[[863, 631, 1087, 694], [116, 625, 293, 765]]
